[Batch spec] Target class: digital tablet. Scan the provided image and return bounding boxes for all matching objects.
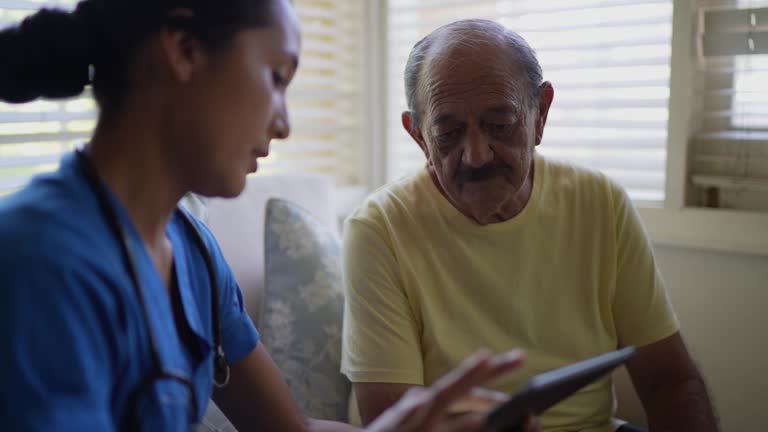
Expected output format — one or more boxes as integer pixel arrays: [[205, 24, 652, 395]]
[[485, 346, 636, 431]]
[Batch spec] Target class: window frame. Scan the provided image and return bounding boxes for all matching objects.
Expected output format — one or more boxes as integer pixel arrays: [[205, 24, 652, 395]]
[[650, 0, 768, 255]]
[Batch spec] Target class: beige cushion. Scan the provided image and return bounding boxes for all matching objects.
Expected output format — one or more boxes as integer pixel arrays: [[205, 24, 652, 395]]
[[206, 174, 337, 327]]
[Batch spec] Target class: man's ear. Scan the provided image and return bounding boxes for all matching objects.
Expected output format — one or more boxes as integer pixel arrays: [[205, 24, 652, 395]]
[[159, 8, 207, 83], [402, 111, 431, 161], [534, 81, 554, 146]]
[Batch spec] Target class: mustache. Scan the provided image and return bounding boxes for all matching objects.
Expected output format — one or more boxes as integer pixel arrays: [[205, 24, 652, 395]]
[[456, 163, 514, 184]]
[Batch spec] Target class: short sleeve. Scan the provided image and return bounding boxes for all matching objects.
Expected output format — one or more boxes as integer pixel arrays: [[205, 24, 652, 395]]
[[195, 220, 260, 364], [217, 257, 260, 363], [0, 254, 117, 431], [611, 187, 679, 347], [341, 218, 424, 385]]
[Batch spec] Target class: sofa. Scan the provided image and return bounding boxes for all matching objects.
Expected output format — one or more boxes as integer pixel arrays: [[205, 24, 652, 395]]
[[197, 174, 648, 430]]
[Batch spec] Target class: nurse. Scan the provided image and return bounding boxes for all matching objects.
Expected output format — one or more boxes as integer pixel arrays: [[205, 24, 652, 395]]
[[0, 0, 537, 431]]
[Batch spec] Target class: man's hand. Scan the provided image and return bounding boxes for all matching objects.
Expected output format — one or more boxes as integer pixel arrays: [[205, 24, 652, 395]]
[[365, 350, 540, 432]]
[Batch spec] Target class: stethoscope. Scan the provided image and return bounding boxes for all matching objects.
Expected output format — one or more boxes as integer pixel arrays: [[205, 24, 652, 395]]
[[75, 150, 229, 429]]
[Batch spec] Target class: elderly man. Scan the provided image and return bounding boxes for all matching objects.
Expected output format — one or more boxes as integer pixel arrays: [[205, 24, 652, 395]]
[[341, 19, 718, 432]]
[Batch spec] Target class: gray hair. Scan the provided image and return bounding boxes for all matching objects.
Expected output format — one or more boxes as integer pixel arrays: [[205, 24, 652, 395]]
[[404, 19, 543, 129]]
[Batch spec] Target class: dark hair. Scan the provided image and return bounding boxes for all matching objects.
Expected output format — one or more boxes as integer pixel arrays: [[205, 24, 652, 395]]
[[0, 0, 279, 114], [404, 19, 543, 130]]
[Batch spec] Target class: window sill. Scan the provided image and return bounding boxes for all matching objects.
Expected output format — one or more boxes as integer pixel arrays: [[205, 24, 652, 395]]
[[638, 206, 768, 256]]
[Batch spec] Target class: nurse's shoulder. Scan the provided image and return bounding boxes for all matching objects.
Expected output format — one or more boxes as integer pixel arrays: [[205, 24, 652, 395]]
[[0, 158, 115, 267], [0, 161, 129, 315]]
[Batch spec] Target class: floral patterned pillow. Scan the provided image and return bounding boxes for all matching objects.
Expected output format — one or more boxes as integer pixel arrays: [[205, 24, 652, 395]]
[[261, 198, 350, 421]]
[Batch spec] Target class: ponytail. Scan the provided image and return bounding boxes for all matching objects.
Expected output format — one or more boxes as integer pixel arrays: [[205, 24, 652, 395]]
[[0, 8, 91, 103]]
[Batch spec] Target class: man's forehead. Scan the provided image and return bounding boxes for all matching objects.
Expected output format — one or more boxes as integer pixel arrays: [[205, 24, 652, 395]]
[[420, 41, 528, 106], [428, 102, 522, 126], [422, 71, 526, 117]]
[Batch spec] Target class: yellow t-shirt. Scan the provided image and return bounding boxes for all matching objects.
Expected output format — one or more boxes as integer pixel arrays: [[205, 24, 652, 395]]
[[341, 154, 679, 432]]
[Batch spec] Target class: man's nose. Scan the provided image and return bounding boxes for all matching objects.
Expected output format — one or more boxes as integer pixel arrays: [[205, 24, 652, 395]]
[[461, 128, 494, 168]]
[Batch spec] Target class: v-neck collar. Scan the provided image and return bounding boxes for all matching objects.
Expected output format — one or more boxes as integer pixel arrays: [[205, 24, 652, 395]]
[[95, 182, 209, 369], [167, 216, 211, 354]]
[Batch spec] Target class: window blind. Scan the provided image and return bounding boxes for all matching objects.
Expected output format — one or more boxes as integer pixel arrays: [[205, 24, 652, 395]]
[[387, 0, 674, 203], [259, 0, 365, 186], [692, 0, 768, 210], [0, 0, 365, 197]]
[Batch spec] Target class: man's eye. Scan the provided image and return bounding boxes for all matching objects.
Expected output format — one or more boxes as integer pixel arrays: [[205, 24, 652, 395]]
[[487, 123, 514, 135], [436, 128, 462, 141]]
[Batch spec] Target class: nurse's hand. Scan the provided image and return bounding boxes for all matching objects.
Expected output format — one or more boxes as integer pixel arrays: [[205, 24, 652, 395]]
[[365, 350, 540, 432]]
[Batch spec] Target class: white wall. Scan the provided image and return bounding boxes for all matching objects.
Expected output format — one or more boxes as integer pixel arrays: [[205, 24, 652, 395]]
[[655, 245, 768, 431]]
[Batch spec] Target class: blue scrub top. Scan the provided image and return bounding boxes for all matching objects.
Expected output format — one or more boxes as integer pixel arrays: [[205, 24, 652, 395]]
[[0, 153, 259, 431]]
